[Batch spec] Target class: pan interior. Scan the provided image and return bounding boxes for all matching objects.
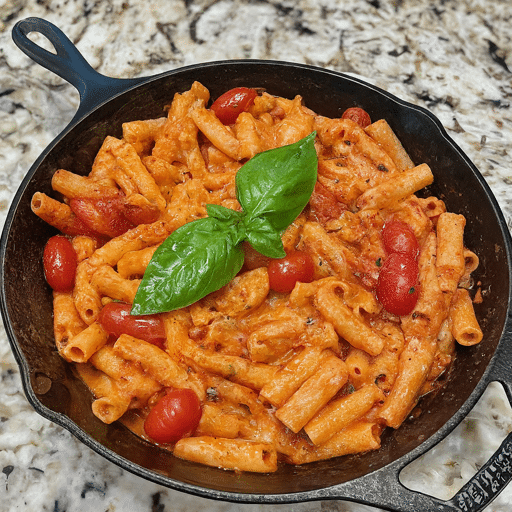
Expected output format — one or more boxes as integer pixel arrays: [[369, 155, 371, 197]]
[[1, 61, 509, 497]]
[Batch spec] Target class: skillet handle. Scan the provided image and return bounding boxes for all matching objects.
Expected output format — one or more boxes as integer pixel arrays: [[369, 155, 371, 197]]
[[11, 17, 147, 122]]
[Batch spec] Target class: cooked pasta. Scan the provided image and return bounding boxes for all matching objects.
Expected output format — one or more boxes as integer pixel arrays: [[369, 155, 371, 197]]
[[33, 82, 483, 473]]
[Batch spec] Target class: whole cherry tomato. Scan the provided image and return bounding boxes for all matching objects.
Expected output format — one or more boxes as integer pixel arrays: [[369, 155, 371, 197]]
[[43, 235, 77, 292], [341, 107, 372, 128], [211, 87, 257, 125], [268, 251, 315, 293], [376, 253, 419, 316], [69, 197, 135, 238], [98, 302, 165, 347], [144, 388, 202, 444], [382, 220, 419, 260]]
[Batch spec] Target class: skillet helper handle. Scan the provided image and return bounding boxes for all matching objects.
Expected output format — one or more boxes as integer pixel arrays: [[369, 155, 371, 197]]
[[11, 17, 146, 121], [321, 434, 512, 512]]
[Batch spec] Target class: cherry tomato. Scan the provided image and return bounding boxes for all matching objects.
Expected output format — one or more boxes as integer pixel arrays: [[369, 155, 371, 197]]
[[98, 302, 166, 347], [70, 197, 135, 238], [309, 181, 345, 224], [144, 388, 202, 444], [121, 202, 160, 226], [341, 107, 372, 128], [268, 251, 315, 293], [376, 253, 419, 316], [382, 220, 419, 260], [43, 235, 77, 292], [211, 87, 257, 125]]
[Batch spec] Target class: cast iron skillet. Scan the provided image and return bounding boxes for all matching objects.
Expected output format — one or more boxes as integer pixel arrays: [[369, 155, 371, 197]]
[[1, 17, 512, 512]]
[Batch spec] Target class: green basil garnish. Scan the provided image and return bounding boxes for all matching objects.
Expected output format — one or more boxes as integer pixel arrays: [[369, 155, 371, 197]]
[[131, 131, 318, 315]]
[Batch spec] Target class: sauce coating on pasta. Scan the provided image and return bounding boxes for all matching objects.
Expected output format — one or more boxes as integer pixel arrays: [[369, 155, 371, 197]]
[[33, 82, 483, 473]]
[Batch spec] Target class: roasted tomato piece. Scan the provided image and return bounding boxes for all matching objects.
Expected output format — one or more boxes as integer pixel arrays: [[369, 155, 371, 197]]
[[268, 251, 315, 293], [309, 181, 345, 224], [376, 253, 419, 316], [97, 302, 166, 347], [69, 197, 135, 238], [43, 235, 77, 292], [341, 107, 371, 128], [144, 388, 202, 444], [382, 220, 419, 260], [211, 87, 257, 125]]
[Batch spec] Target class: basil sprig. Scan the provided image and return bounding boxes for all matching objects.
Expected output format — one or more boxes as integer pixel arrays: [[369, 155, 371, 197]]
[[131, 131, 318, 315]]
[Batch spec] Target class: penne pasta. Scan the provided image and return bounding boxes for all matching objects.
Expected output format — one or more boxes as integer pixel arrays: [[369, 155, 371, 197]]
[[34, 81, 482, 473]]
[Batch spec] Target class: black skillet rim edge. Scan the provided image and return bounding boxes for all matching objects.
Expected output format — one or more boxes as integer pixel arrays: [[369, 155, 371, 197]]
[[1, 58, 512, 505]]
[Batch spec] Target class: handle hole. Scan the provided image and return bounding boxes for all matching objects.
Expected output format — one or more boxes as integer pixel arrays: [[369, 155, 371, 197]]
[[27, 31, 57, 55], [399, 382, 512, 504]]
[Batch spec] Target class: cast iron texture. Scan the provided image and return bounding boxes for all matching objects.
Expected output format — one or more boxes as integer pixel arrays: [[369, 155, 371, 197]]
[[1, 17, 512, 512]]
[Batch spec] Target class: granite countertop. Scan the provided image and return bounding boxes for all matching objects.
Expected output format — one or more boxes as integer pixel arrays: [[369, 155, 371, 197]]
[[1, 1, 512, 511]]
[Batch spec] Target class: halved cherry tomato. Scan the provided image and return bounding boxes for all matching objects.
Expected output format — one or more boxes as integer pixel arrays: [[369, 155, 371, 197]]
[[268, 251, 315, 293], [382, 220, 419, 260], [376, 253, 419, 316], [309, 181, 345, 224], [341, 107, 372, 128], [211, 87, 257, 125], [69, 197, 135, 238], [43, 235, 78, 292], [144, 388, 202, 444], [97, 302, 165, 347]]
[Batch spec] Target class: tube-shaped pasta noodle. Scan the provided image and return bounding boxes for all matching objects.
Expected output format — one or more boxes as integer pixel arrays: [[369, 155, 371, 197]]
[[90, 265, 140, 304], [315, 280, 385, 356], [74, 260, 102, 325], [259, 346, 329, 407], [122, 117, 166, 155], [117, 245, 158, 279], [247, 315, 305, 363], [87, 220, 169, 268], [436, 212, 466, 297], [275, 354, 348, 433], [31, 192, 89, 236], [305, 384, 385, 445], [76, 363, 132, 424], [449, 288, 483, 346], [365, 119, 415, 171], [191, 107, 241, 160], [356, 163, 433, 211], [196, 403, 243, 439], [234, 112, 263, 159], [112, 334, 204, 397], [179, 337, 278, 391], [53, 292, 88, 353], [51, 169, 120, 200], [288, 422, 381, 464], [60, 322, 108, 363], [174, 437, 278, 473], [104, 136, 166, 212]]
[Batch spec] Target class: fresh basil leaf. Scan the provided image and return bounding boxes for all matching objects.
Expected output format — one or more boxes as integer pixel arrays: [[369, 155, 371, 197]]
[[133, 132, 318, 314], [244, 216, 286, 259], [131, 217, 245, 315], [236, 131, 317, 232], [206, 203, 244, 223]]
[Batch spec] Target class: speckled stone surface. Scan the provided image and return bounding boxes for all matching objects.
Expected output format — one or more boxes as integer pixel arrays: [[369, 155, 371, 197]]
[[1, 1, 512, 511]]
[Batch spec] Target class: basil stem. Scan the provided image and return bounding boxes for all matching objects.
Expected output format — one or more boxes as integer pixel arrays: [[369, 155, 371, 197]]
[[132, 131, 317, 315]]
